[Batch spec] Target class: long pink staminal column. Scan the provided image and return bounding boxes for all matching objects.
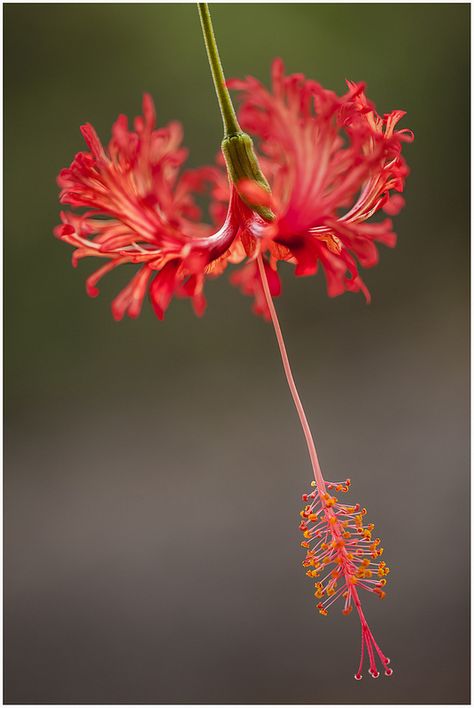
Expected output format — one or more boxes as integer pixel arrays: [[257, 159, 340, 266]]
[[256, 255, 325, 494], [257, 254, 392, 680]]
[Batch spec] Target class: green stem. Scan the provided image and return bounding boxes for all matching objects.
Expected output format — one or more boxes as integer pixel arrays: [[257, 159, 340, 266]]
[[197, 3, 241, 137]]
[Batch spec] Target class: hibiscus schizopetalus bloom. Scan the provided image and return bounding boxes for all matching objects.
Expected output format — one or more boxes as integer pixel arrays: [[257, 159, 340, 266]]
[[55, 61, 412, 322], [55, 3, 412, 679]]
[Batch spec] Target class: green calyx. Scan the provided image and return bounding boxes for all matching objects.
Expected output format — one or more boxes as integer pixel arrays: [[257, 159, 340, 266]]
[[197, 3, 274, 222], [221, 132, 274, 222]]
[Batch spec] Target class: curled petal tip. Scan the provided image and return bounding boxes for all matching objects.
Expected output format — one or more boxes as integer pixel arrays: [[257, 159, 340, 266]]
[[86, 285, 99, 298], [80, 123, 106, 160]]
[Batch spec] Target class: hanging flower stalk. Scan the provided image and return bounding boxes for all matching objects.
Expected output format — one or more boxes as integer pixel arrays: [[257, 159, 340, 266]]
[[54, 2, 413, 680]]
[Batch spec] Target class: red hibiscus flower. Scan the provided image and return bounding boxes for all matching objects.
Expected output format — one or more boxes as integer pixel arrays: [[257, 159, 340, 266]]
[[55, 60, 412, 322], [55, 1, 414, 678]]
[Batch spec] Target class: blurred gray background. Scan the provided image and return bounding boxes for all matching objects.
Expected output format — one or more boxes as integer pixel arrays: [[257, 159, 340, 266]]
[[4, 3, 469, 704]]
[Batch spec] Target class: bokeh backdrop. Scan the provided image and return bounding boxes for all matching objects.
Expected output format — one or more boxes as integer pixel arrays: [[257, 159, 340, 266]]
[[4, 3, 470, 704]]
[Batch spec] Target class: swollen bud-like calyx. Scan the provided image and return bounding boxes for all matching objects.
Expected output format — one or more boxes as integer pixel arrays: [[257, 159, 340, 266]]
[[198, 4, 275, 222], [222, 132, 275, 222]]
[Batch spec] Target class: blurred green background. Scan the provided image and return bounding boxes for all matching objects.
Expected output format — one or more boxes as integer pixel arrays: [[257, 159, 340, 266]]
[[5, 3, 469, 704]]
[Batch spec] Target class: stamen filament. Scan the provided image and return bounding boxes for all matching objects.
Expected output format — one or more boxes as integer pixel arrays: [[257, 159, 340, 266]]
[[256, 254, 325, 492]]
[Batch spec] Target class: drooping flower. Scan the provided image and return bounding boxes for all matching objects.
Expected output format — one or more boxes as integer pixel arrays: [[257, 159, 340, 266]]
[[299, 479, 392, 680], [55, 10, 410, 677], [55, 60, 412, 322]]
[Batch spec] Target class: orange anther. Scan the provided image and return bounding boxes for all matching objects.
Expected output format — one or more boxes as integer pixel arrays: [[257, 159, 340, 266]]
[[342, 606, 353, 616]]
